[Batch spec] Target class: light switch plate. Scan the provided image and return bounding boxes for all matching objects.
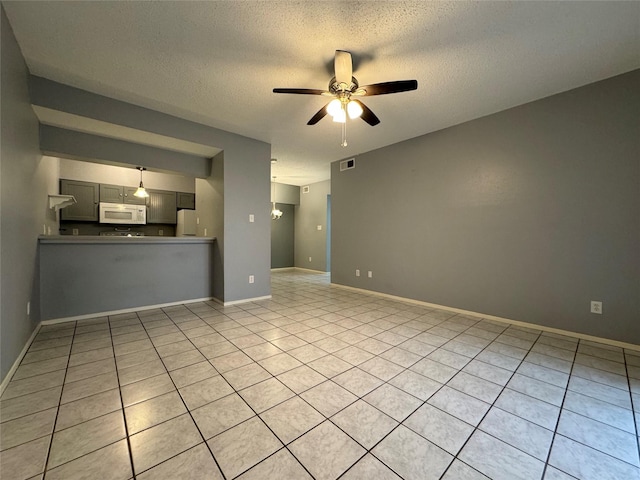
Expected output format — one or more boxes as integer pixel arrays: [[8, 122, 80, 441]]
[[249, 214, 255, 223]]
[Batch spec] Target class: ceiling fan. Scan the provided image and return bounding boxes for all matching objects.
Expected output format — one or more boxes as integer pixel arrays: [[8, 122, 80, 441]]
[[273, 50, 418, 146]]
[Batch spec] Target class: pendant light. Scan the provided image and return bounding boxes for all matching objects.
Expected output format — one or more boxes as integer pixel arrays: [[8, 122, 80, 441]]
[[133, 167, 149, 198], [271, 177, 283, 220]]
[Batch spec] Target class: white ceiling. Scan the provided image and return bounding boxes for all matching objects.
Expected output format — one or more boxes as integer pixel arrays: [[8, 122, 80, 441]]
[[4, 1, 639, 186]]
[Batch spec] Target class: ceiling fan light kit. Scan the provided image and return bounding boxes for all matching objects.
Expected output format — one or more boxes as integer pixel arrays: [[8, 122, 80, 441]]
[[347, 100, 363, 119], [273, 50, 418, 147]]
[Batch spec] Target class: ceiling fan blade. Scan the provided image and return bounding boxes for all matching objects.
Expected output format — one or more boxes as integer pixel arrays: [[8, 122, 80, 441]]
[[273, 88, 327, 95], [352, 100, 380, 126], [307, 104, 330, 125], [334, 50, 353, 86], [359, 80, 418, 96]]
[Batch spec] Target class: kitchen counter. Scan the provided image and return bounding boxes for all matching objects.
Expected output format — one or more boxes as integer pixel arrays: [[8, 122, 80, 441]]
[[39, 235, 215, 244], [38, 235, 217, 321]]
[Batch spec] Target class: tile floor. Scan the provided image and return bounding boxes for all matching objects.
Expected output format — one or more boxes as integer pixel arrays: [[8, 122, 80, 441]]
[[1, 270, 639, 480]]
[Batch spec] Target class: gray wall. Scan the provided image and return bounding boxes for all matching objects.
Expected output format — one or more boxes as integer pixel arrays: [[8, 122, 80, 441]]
[[58, 157, 196, 193], [29, 75, 272, 304], [295, 180, 331, 272], [222, 139, 271, 302], [196, 152, 225, 300], [271, 204, 295, 268], [0, 7, 59, 380], [274, 182, 300, 205], [39, 238, 214, 319], [40, 124, 211, 178], [331, 70, 640, 344], [271, 182, 299, 269], [0, 13, 272, 380]]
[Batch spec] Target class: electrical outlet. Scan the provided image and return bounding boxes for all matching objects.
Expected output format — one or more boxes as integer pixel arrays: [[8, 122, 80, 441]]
[[308, 257, 312, 262], [249, 275, 255, 284], [72, 228, 79, 236], [368, 271, 373, 278], [355, 269, 360, 277], [197, 217, 200, 225], [158, 229, 164, 236], [43, 224, 46, 235], [590, 301, 602, 314], [204, 228, 207, 236], [27, 301, 30, 316], [317, 225, 322, 231]]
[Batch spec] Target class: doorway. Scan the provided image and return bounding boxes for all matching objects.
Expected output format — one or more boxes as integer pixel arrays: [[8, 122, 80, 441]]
[[271, 203, 295, 268], [326, 194, 331, 272]]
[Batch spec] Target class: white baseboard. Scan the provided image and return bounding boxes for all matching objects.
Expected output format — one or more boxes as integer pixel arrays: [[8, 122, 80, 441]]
[[1, 295, 250, 389], [0, 323, 41, 396], [5, 281, 636, 392], [213, 295, 273, 307], [41, 297, 215, 325], [1, 295, 251, 388], [292, 267, 330, 274], [331, 282, 640, 352], [271, 267, 295, 272]]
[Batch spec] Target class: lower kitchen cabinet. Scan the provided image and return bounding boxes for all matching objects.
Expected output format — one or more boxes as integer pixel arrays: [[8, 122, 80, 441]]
[[147, 189, 177, 224], [60, 179, 99, 221]]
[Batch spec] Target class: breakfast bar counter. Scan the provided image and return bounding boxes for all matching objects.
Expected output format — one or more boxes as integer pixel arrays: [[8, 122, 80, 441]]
[[38, 235, 216, 321], [39, 235, 214, 244]]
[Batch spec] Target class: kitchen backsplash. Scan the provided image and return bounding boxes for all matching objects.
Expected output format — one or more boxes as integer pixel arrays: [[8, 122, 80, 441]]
[[59, 222, 176, 237]]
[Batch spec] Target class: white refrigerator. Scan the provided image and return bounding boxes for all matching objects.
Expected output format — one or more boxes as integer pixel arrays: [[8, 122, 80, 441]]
[[176, 209, 197, 236]]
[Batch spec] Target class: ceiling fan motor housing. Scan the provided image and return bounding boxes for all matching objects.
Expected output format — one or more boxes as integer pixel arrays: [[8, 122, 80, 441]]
[[272, 50, 417, 128], [329, 76, 359, 95]]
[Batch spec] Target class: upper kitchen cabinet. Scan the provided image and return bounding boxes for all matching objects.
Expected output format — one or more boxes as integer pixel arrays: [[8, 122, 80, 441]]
[[60, 179, 99, 221], [176, 192, 196, 210], [147, 190, 177, 224], [123, 187, 146, 205], [99, 184, 146, 205], [99, 183, 123, 203]]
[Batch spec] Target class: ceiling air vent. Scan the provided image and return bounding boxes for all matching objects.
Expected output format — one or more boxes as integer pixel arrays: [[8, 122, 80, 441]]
[[302, 186, 310, 194], [340, 158, 355, 171]]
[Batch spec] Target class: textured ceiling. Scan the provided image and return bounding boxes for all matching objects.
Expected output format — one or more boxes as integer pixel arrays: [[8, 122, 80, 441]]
[[4, 1, 639, 185]]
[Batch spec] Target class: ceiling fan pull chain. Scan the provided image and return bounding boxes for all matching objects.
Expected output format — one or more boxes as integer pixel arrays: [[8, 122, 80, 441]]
[[341, 120, 348, 147]]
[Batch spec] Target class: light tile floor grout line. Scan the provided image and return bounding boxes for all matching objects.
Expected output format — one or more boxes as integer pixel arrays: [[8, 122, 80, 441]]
[[185, 302, 350, 480], [134, 308, 229, 480], [107, 316, 138, 480], [539, 335, 579, 480], [623, 349, 640, 460], [432, 324, 545, 479], [40, 320, 76, 480]]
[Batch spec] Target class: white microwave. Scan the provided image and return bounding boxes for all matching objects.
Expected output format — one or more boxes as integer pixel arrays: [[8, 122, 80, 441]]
[[99, 202, 146, 224]]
